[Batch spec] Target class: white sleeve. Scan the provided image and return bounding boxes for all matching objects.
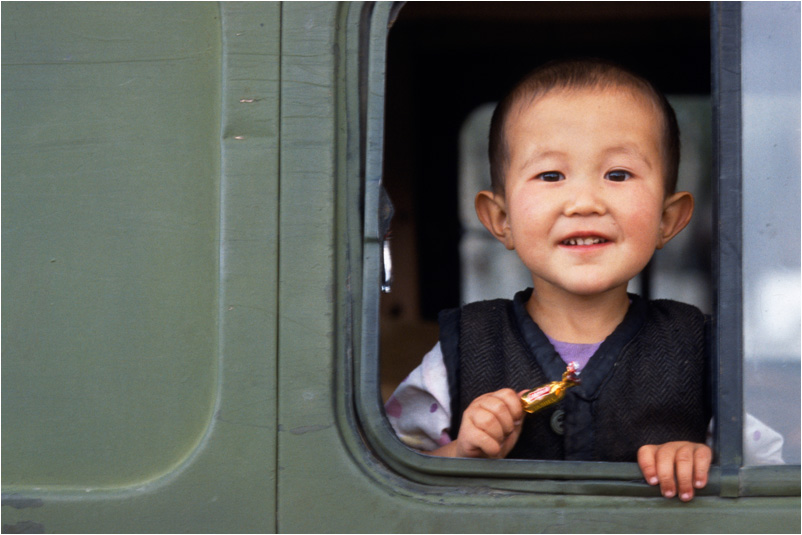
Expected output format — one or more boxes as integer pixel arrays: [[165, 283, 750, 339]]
[[743, 413, 785, 465], [384, 342, 453, 451], [706, 414, 785, 465]]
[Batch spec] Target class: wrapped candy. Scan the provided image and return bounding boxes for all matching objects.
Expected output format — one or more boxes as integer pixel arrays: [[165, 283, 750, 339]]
[[520, 362, 581, 414]]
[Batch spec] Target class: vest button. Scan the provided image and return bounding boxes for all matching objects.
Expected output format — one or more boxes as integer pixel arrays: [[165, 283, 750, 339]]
[[550, 409, 565, 435]]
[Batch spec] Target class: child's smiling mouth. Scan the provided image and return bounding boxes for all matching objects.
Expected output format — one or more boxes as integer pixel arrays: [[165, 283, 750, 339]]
[[561, 236, 609, 246]]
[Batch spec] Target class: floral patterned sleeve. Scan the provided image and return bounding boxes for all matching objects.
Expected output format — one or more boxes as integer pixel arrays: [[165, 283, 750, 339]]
[[743, 413, 784, 465], [707, 414, 784, 464], [384, 342, 453, 451]]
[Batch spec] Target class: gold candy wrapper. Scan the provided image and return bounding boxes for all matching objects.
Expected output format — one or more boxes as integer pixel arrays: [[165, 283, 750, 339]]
[[520, 362, 581, 414]]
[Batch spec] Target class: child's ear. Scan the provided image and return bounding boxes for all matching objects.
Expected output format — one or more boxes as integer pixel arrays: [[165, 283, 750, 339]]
[[657, 191, 694, 249], [475, 190, 515, 250]]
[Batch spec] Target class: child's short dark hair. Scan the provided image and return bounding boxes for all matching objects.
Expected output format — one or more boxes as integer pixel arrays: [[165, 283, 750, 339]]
[[488, 58, 680, 196]]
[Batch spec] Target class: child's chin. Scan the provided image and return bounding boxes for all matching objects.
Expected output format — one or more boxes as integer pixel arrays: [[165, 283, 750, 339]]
[[561, 280, 630, 297]]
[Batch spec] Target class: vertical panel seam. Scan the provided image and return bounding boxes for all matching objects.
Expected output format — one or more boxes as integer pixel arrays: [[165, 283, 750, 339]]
[[274, 3, 283, 532]]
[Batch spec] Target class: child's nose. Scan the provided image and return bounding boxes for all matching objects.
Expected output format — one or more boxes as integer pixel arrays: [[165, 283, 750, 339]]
[[564, 181, 607, 216]]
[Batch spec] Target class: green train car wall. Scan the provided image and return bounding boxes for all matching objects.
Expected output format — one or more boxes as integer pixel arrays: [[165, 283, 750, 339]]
[[2, 2, 800, 533]]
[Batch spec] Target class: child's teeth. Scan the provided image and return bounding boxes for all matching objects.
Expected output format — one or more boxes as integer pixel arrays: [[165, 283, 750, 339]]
[[565, 237, 606, 245]]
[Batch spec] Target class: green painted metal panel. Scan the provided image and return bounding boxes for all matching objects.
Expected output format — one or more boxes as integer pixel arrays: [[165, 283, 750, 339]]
[[2, 2, 279, 532], [3, 0, 221, 489]]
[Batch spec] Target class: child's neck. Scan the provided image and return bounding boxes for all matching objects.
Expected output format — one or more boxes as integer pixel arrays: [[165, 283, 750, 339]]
[[525, 286, 630, 344]]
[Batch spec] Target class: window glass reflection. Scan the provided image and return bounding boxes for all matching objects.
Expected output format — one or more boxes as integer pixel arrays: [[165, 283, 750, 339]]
[[742, 1, 801, 465]]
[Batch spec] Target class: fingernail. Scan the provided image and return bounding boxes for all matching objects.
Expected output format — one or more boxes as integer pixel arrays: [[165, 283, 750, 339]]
[[514, 419, 522, 426], [663, 490, 675, 498], [694, 480, 704, 488], [648, 477, 658, 485], [681, 492, 691, 501]]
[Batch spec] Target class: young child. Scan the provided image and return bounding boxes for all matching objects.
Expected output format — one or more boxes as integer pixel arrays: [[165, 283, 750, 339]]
[[385, 59, 742, 502]]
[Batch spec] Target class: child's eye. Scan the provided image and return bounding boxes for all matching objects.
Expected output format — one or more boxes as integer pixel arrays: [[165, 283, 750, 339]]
[[605, 170, 632, 182], [536, 171, 565, 182]]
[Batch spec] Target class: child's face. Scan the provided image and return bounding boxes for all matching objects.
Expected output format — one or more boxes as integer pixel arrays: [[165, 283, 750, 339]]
[[499, 87, 674, 298]]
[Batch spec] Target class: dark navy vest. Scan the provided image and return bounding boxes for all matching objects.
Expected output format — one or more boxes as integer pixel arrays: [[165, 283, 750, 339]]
[[438, 290, 711, 462]]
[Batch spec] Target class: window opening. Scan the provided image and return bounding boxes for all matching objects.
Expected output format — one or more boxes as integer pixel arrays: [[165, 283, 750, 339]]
[[380, 2, 713, 409], [364, 1, 798, 496]]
